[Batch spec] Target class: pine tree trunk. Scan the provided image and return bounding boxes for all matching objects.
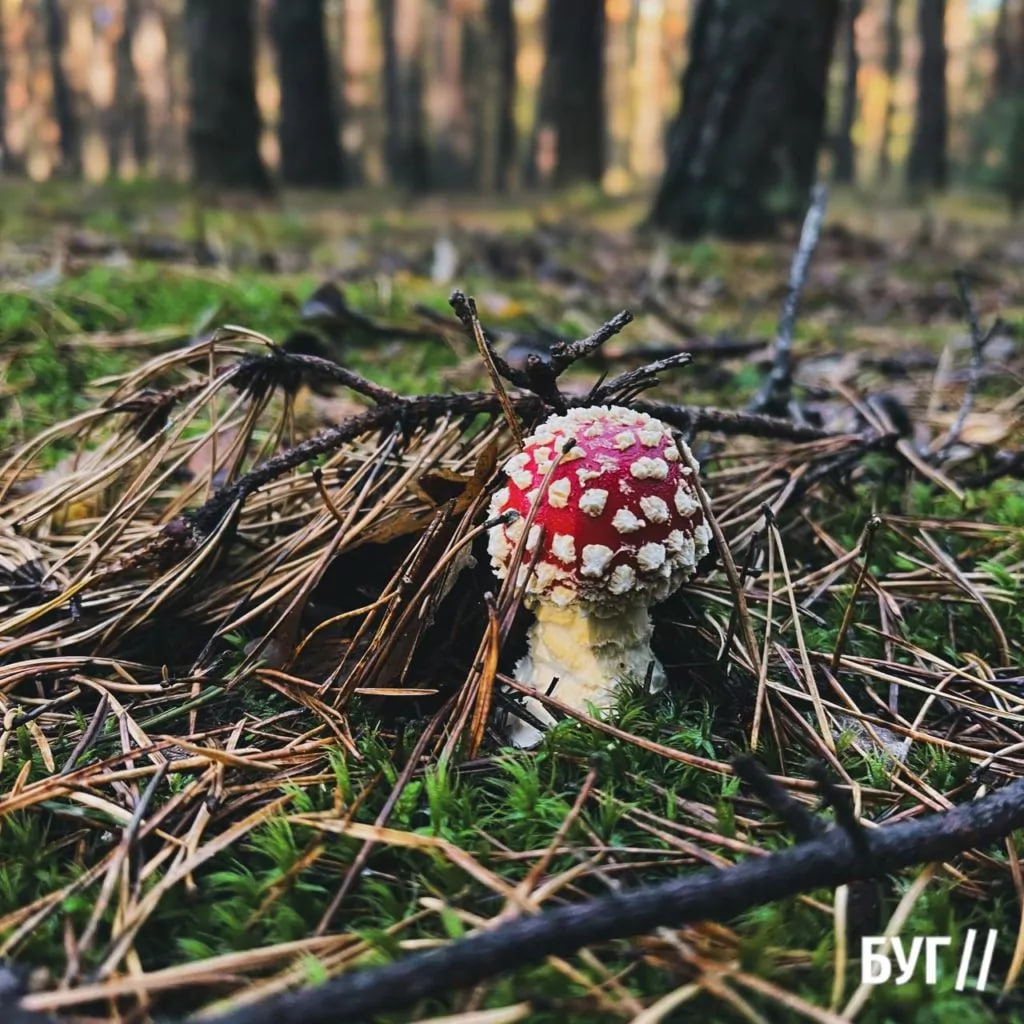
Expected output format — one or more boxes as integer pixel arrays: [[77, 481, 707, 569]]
[[994, 0, 1012, 97], [477, 0, 517, 191], [270, 0, 344, 186], [907, 0, 947, 189], [833, 0, 861, 183], [534, 0, 605, 185], [184, 0, 269, 191], [877, 0, 902, 181], [0, 1, 11, 174], [998, 0, 1024, 212], [43, 0, 81, 176], [429, 0, 472, 189], [379, 0, 428, 191], [650, 0, 840, 238], [112, 0, 149, 174]]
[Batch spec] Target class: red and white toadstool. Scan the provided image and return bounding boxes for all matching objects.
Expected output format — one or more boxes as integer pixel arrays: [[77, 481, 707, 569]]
[[487, 405, 712, 746]]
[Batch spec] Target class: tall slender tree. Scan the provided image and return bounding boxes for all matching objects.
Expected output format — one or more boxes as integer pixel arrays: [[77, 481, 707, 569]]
[[877, 0, 903, 181], [994, 0, 1013, 96], [428, 0, 474, 189], [650, 0, 840, 238], [184, 0, 269, 190], [379, 0, 428, 190], [0, 0, 11, 173], [112, 0, 150, 174], [457, 0, 519, 192], [833, 0, 862, 183], [907, 0, 947, 189], [534, 0, 605, 185], [270, 0, 343, 187], [43, 0, 81, 176], [994, 0, 1024, 211], [480, 0, 517, 191]]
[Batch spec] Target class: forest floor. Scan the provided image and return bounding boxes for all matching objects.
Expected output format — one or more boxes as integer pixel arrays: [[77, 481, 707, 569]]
[[0, 180, 1023, 1023]]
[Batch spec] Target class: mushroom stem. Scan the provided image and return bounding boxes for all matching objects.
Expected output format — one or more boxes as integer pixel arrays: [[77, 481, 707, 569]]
[[507, 601, 665, 748]]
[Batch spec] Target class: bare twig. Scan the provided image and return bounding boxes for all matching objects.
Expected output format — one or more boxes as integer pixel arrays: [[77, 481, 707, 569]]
[[731, 755, 824, 841], [449, 290, 526, 444], [936, 270, 1003, 457], [181, 393, 844, 541], [589, 352, 692, 405], [548, 309, 634, 374], [751, 184, 829, 416]]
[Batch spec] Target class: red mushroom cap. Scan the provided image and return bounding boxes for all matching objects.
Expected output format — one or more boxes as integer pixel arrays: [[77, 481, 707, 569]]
[[487, 406, 711, 610]]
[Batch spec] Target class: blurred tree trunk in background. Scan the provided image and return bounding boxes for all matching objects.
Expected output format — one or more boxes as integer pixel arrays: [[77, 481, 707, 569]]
[[995, 0, 1024, 212], [650, 0, 839, 238], [478, 0, 517, 191], [43, 0, 81, 175], [907, 0, 947, 189], [112, 0, 149, 175], [158, 2, 186, 179], [0, 1, 12, 174], [833, 0, 861, 183], [429, 0, 474, 189], [270, 0, 343, 187], [379, 0, 428, 190], [534, 0, 605, 185], [184, 0, 269, 190], [994, 0, 1012, 96], [877, 0, 902, 181]]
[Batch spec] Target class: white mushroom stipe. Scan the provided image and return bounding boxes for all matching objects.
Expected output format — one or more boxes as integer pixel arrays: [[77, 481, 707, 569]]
[[486, 404, 710, 748]]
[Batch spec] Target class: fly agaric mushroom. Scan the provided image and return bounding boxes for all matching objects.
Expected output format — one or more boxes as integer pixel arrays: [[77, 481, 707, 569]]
[[487, 405, 712, 746]]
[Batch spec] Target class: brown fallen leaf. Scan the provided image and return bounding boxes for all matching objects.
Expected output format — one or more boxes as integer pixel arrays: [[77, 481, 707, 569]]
[[928, 411, 1021, 447]]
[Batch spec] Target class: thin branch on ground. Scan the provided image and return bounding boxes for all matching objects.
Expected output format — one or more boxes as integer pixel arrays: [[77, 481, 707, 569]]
[[751, 184, 829, 416], [198, 767, 1024, 1024], [936, 269, 1004, 457], [449, 290, 526, 443], [182, 392, 846, 542], [732, 754, 825, 840], [548, 309, 635, 374], [588, 352, 692, 405]]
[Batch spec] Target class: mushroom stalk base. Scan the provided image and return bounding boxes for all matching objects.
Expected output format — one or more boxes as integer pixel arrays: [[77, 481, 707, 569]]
[[506, 601, 665, 748]]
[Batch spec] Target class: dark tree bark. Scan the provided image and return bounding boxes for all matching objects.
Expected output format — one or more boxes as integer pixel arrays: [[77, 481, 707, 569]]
[[486, 0, 517, 191], [906, 0, 947, 190], [0, 1, 12, 174], [270, 0, 343, 187], [111, 0, 150, 174], [471, 0, 517, 191], [877, 0, 902, 181], [43, 0, 81, 176], [428, 0, 473, 189], [184, 0, 269, 191], [534, 0, 605, 185], [379, 0, 429, 191], [833, 0, 861, 183], [994, 0, 1012, 97], [996, 0, 1024, 212], [650, 0, 840, 239]]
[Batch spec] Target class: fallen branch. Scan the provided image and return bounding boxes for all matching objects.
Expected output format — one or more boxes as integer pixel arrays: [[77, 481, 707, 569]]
[[751, 184, 829, 416], [185, 391, 841, 539], [936, 270, 1004, 458], [194, 766, 1024, 1024]]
